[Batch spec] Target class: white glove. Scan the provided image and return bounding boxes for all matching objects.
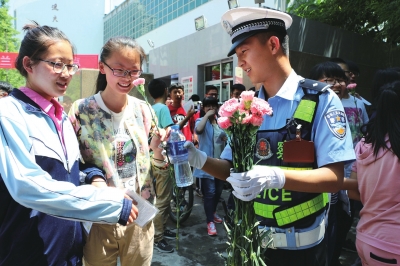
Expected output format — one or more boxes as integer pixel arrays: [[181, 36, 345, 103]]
[[183, 141, 207, 169], [227, 165, 285, 201]]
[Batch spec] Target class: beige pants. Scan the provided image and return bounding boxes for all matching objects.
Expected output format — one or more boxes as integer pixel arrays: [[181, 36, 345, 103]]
[[83, 222, 154, 266], [152, 163, 173, 242]]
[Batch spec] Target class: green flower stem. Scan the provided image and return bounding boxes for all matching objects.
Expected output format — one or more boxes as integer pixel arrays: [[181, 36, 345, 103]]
[[136, 84, 181, 249], [225, 123, 266, 266]]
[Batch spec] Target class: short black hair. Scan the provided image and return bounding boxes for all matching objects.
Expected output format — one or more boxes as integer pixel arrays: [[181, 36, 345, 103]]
[[205, 85, 218, 94], [0, 81, 13, 93], [202, 96, 219, 107], [309, 61, 347, 81], [346, 60, 360, 75], [148, 79, 167, 99], [189, 94, 200, 101], [329, 57, 347, 65], [168, 82, 184, 93], [232, 83, 245, 93]]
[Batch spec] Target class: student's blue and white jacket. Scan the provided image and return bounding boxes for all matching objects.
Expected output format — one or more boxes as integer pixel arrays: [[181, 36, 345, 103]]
[[0, 89, 131, 266]]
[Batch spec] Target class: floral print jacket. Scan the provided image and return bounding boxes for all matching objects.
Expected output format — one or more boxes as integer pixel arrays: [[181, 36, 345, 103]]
[[69, 93, 156, 193]]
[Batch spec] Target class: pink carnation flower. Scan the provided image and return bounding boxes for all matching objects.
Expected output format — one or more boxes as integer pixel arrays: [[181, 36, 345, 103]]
[[242, 113, 251, 124], [347, 83, 357, 90], [217, 116, 232, 129], [132, 78, 145, 87], [240, 91, 255, 110], [219, 98, 241, 117], [250, 97, 273, 116], [240, 91, 255, 101], [249, 114, 264, 127]]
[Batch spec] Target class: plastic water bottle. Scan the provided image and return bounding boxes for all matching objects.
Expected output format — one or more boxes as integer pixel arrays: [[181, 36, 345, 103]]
[[168, 125, 193, 187]]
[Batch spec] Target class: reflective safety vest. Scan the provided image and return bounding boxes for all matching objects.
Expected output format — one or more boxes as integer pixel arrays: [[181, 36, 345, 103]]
[[253, 79, 331, 228]]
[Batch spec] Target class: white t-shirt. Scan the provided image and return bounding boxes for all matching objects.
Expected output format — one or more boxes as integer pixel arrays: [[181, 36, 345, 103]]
[[95, 93, 138, 190]]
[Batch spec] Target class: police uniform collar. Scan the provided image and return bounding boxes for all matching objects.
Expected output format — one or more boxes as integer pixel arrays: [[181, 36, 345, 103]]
[[221, 7, 292, 56], [258, 70, 301, 101]]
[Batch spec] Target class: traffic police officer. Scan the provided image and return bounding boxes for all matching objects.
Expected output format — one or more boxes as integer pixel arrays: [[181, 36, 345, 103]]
[[184, 7, 355, 266]]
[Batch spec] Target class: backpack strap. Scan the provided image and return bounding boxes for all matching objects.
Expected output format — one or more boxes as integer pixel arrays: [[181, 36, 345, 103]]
[[298, 79, 331, 93]]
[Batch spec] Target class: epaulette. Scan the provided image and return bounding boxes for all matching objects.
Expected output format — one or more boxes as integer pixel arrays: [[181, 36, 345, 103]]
[[298, 79, 331, 93]]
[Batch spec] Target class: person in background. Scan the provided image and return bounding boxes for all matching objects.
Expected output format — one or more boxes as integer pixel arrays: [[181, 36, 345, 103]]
[[330, 58, 355, 84], [205, 85, 219, 99], [0, 23, 138, 266], [183, 7, 355, 265], [344, 60, 360, 84], [188, 93, 203, 197], [0, 81, 13, 98], [168, 83, 196, 142], [69, 36, 165, 266], [344, 80, 400, 266], [230, 83, 246, 99], [330, 58, 370, 263], [148, 78, 175, 253], [193, 96, 227, 236], [308, 61, 367, 266]]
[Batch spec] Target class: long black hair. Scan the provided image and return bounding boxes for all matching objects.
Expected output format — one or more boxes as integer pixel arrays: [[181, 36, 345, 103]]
[[371, 68, 400, 108], [362, 80, 400, 159]]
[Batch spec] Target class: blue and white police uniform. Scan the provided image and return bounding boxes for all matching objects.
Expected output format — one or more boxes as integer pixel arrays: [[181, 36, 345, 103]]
[[220, 70, 355, 250]]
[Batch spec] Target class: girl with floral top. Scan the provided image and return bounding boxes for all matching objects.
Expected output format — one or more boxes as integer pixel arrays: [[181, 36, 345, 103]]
[[69, 36, 164, 266]]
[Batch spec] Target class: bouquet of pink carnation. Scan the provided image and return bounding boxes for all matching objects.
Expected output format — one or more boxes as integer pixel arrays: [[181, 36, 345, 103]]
[[217, 90, 273, 266]]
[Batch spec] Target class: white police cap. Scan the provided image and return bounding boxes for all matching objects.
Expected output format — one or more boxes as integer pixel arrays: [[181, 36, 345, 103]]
[[221, 7, 292, 56]]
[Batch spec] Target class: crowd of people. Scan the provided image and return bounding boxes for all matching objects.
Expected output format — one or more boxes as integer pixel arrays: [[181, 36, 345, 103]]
[[1, 6, 399, 266]]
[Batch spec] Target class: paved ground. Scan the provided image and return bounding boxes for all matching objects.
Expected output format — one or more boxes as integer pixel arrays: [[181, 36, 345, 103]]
[[151, 188, 360, 266]]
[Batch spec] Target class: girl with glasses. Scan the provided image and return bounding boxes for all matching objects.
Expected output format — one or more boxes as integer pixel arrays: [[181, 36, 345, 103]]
[[69, 36, 165, 266], [0, 23, 138, 265]]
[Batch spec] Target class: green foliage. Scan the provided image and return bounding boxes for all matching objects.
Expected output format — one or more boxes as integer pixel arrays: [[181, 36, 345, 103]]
[[0, 0, 24, 87], [288, 0, 400, 46], [0, 0, 20, 52], [0, 69, 24, 88]]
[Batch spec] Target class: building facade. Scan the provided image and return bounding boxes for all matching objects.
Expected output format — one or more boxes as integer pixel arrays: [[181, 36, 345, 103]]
[[104, 0, 400, 104], [104, 0, 276, 101], [9, 0, 105, 55]]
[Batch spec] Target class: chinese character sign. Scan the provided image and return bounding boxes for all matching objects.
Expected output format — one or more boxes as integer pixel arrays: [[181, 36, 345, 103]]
[[0, 53, 18, 69], [181, 76, 193, 102]]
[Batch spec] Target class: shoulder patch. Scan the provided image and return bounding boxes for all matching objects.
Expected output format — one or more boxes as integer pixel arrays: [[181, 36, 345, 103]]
[[324, 110, 347, 139]]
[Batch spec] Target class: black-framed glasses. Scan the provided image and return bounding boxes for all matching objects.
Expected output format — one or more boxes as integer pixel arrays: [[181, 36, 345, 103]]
[[323, 78, 346, 85], [344, 71, 360, 77], [38, 59, 79, 75], [102, 61, 142, 77], [206, 93, 219, 97]]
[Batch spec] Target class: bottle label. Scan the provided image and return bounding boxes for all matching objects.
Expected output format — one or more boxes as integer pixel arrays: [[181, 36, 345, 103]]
[[168, 140, 187, 157]]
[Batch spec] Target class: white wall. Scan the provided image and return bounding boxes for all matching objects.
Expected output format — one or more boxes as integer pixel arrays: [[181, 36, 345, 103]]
[[9, 0, 104, 55], [136, 0, 275, 54]]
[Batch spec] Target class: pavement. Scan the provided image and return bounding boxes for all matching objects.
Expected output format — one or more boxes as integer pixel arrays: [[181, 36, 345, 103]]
[[151, 188, 360, 266]]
